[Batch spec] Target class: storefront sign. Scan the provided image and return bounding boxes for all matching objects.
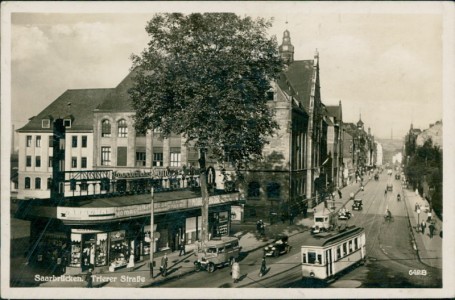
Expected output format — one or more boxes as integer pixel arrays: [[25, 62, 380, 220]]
[[57, 192, 239, 222]]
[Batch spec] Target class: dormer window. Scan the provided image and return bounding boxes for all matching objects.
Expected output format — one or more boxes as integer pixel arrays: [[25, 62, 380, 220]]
[[63, 118, 72, 128], [42, 119, 50, 129]]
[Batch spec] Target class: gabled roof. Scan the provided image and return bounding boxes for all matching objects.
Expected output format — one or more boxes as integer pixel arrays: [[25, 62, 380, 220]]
[[326, 105, 341, 119], [276, 60, 315, 112], [18, 89, 113, 132], [96, 67, 140, 112]]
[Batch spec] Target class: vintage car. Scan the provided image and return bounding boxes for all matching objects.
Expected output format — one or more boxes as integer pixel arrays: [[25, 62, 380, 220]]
[[387, 183, 393, 191], [338, 208, 352, 220], [352, 199, 363, 211], [311, 212, 335, 234], [194, 236, 241, 273], [264, 235, 291, 257]]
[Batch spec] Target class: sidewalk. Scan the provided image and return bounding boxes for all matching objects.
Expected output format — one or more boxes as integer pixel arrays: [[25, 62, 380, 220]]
[[402, 186, 442, 270], [19, 182, 364, 288]]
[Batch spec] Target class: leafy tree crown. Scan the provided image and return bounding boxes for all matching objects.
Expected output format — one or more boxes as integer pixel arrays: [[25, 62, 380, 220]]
[[129, 13, 284, 170]]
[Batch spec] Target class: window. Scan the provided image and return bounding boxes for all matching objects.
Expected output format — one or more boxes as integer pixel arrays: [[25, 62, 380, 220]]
[[26, 156, 32, 167], [36, 136, 41, 148], [266, 91, 274, 101], [35, 178, 41, 189], [348, 240, 353, 253], [81, 136, 87, 148], [342, 243, 347, 256], [136, 152, 146, 167], [48, 156, 53, 167], [80, 181, 88, 191], [248, 181, 260, 198], [71, 157, 77, 168], [117, 147, 127, 166], [101, 147, 111, 166], [35, 156, 41, 168], [101, 120, 111, 137], [152, 150, 163, 167], [72, 136, 78, 148], [81, 157, 87, 169], [307, 252, 317, 264], [354, 237, 359, 250], [42, 119, 50, 128], [47, 178, 52, 190], [267, 182, 281, 199], [118, 119, 128, 137], [170, 152, 181, 167], [337, 246, 341, 259], [302, 253, 307, 264], [25, 177, 31, 189], [26, 136, 32, 147], [48, 136, 53, 147]]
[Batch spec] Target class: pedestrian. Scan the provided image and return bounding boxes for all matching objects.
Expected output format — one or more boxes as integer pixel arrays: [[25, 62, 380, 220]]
[[231, 259, 240, 283], [256, 220, 262, 232], [260, 223, 266, 236], [289, 212, 294, 225], [85, 268, 93, 288], [259, 257, 267, 277], [429, 223, 435, 238], [421, 221, 426, 235], [179, 238, 186, 256], [160, 253, 168, 276], [361, 185, 364, 191], [338, 189, 342, 199], [427, 210, 432, 222]]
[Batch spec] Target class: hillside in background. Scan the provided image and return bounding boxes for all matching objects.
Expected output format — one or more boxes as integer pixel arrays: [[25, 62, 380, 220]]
[[377, 138, 404, 165]]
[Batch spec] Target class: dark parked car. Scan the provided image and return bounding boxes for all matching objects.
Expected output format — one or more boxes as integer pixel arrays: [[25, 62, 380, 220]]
[[352, 199, 363, 211], [264, 235, 290, 257]]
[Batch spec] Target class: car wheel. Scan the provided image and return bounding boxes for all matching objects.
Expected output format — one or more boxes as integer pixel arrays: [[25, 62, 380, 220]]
[[207, 263, 215, 273]]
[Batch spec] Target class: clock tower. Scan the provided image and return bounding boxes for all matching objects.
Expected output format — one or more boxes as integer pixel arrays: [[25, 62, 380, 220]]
[[279, 29, 294, 63]]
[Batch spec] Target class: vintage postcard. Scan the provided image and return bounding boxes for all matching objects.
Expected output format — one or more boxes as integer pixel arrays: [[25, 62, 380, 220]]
[[1, 1, 454, 299]]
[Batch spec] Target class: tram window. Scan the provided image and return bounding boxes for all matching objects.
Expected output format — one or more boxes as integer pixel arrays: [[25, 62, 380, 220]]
[[354, 238, 359, 250], [308, 252, 316, 264], [349, 240, 353, 252], [336, 246, 341, 259], [343, 243, 347, 256], [317, 254, 322, 265], [218, 247, 225, 253], [302, 253, 307, 263], [315, 217, 324, 222]]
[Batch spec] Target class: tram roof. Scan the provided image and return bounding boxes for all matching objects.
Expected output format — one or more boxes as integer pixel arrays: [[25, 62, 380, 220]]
[[303, 226, 364, 248]]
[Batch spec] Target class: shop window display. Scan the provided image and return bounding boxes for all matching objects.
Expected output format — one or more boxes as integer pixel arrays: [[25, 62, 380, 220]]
[[81, 234, 96, 271], [96, 233, 108, 266], [70, 234, 82, 267], [109, 230, 129, 271]]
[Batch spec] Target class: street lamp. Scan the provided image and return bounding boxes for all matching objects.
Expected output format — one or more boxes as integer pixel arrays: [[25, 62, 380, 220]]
[[150, 187, 155, 277]]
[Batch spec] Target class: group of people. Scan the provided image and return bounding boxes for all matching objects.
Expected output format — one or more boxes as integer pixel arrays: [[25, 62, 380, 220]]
[[230, 257, 268, 284]]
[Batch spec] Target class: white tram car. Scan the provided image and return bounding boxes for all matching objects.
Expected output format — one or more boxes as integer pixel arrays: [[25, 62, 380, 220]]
[[301, 226, 366, 280]]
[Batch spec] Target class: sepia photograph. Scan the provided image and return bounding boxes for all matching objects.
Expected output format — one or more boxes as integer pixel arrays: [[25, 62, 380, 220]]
[[1, 1, 454, 299]]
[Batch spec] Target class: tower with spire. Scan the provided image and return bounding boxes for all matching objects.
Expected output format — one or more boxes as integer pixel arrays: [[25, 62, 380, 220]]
[[357, 114, 364, 130], [278, 26, 294, 64]]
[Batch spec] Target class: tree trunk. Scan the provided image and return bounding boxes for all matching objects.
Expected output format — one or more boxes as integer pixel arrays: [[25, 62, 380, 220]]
[[198, 148, 209, 244]]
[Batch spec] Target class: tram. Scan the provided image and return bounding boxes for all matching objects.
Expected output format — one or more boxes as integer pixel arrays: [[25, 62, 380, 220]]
[[301, 225, 366, 281]]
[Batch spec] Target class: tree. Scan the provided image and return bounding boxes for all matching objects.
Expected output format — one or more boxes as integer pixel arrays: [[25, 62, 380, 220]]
[[129, 13, 284, 243]]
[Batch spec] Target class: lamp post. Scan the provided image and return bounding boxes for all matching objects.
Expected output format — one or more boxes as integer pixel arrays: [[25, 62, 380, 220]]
[[150, 187, 155, 277]]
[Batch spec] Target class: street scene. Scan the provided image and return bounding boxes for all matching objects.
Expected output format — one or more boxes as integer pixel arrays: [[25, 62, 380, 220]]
[[2, 2, 452, 299]]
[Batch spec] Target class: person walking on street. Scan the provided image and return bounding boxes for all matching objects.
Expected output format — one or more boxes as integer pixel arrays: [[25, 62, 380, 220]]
[[289, 212, 294, 225], [179, 238, 186, 256], [427, 210, 432, 222], [429, 223, 435, 238], [421, 221, 426, 235], [259, 257, 267, 277], [160, 253, 168, 277], [85, 268, 93, 288], [231, 259, 240, 283], [338, 188, 342, 199]]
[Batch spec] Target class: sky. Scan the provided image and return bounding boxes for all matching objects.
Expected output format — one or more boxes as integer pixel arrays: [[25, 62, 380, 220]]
[[4, 2, 450, 146]]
